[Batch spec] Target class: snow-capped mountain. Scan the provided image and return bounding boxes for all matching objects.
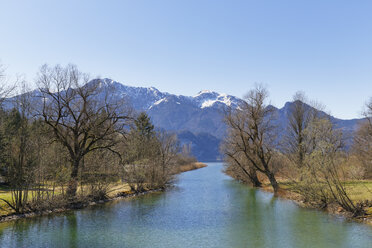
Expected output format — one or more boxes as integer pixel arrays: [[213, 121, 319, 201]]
[[193, 90, 241, 109], [90, 79, 241, 148], [95, 78, 241, 112], [92, 78, 170, 110], [90, 79, 362, 161]]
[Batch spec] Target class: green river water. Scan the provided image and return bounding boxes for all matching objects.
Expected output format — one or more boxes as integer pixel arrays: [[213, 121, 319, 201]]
[[0, 162, 371, 248]]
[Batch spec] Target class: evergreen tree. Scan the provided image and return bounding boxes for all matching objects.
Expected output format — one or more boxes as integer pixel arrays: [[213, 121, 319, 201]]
[[134, 112, 155, 138]]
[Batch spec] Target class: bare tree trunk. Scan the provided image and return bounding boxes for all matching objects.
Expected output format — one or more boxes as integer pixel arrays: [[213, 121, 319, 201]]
[[67, 160, 80, 197], [266, 171, 279, 193], [249, 167, 262, 187]]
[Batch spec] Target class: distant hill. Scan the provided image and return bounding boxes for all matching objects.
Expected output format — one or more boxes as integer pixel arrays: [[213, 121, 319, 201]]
[[4, 78, 364, 161]]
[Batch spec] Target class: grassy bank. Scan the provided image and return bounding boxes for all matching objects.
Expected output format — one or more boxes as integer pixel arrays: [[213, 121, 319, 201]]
[[260, 178, 372, 224], [0, 162, 207, 222], [176, 162, 207, 173], [224, 167, 372, 224]]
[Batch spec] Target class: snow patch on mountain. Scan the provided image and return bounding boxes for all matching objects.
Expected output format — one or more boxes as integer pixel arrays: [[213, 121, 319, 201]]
[[201, 100, 216, 108], [200, 97, 233, 108], [154, 98, 167, 105], [193, 90, 239, 109]]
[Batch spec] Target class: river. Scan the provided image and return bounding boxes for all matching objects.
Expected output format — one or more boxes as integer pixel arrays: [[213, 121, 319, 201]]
[[0, 163, 371, 248]]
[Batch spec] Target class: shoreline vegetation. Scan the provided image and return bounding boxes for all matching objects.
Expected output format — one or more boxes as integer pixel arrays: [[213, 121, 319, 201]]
[[222, 86, 372, 226], [0, 64, 206, 225], [0, 162, 207, 223], [225, 170, 372, 225], [263, 181, 372, 225]]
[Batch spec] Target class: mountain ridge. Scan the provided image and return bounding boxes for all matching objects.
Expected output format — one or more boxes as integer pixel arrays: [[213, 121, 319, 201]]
[[89, 79, 366, 161], [4, 78, 364, 161]]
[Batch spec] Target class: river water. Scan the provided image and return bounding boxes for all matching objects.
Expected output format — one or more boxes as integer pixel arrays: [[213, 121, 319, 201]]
[[0, 163, 371, 248]]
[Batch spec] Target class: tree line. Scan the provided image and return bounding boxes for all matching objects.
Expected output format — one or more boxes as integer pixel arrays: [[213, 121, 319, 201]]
[[222, 85, 372, 216], [0, 64, 195, 214]]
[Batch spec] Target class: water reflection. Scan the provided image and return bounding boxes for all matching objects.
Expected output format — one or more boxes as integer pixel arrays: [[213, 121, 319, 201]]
[[0, 163, 371, 248], [67, 214, 78, 248]]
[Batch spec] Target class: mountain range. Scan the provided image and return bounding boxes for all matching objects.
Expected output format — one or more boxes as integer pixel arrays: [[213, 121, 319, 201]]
[[4, 78, 364, 161], [93, 79, 363, 161]]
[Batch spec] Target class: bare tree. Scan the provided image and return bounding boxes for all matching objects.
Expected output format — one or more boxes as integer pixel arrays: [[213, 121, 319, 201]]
[[36, 64, 132, 197], [301, 118, 363, 215], [284, 92, 310, 168], [283, 92, 321, 170], [0, 64, 16, 106], [221, 117, 262, 187], [223, 85, 279, 193], [353, 98, 372, 178], [155, 131, 179, 185]]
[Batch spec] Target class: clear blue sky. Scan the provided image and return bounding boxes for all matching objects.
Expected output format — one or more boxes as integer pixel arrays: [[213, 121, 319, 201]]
[[1, 0, 371, 119]]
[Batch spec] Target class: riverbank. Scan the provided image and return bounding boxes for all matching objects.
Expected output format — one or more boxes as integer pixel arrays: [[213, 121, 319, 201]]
[[0, 162, 207, 223], [224, 169, 372, 225], [0, 188, 163, 223], [2, 162, 371, 248], [261, 180, 372, 225], [176, 162, 207, 173]]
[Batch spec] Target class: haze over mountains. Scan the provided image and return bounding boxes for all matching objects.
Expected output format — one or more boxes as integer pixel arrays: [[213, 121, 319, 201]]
[[5, 78, 364, 161]]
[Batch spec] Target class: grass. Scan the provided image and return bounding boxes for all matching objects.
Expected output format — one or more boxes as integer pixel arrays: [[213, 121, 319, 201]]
[[342, 180, 372, 203], [256, 174, 372, 202], [0, 182, 133, 216], [177, 162, 207, 173], [258, 178, 372, 221], [275, 180, 372, 203], [0, 188, 13, 216]]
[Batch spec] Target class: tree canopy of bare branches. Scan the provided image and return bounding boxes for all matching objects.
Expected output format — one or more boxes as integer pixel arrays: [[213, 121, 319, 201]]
[[353, 98, 372, 178], [0, 64, 16, 106], [283, 92, 318, 169], [37, 64, 132, 197], [222, 111, 262, 187], [222, 85, 280, 193]]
